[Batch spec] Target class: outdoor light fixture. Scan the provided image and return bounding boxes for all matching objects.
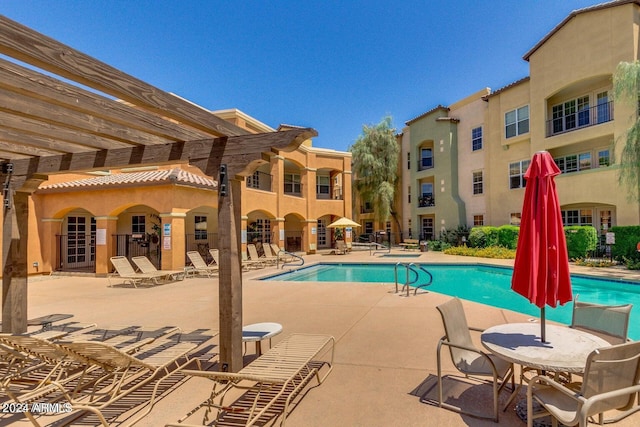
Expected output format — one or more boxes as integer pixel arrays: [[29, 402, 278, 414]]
[[219, 164, 228, 197]]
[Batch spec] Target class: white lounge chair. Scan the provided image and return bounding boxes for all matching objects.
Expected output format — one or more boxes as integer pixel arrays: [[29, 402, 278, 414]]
[[108, 256, 166, 287], [132, 255, 185, 282], [186, 251, 219, 277]]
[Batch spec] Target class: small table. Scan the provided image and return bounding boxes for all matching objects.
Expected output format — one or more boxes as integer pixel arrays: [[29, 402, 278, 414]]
[[242, 322, 283, 355], [27, 313, 73, 330], [481, 322, 609, 416]]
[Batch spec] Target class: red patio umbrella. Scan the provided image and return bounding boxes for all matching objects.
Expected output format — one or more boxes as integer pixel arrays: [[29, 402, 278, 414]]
[[511, 151, 572, 342]]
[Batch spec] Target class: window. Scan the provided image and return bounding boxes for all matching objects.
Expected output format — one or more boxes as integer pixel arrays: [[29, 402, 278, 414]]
[[317, 219, 327, 246], [364, 221, 374, 235], [407, 152, 411, 170], [420, 183, 434, 207], [132, 215, 145, 234], [473, 215, 484, 226], [247, 171, 260, 189], [505, 105, 529, 138], [598, 149, 610, 167], [510, 212, 521, 226], [472, 171, 483, 195], [420, 148, 433, 169], [597, 91, 610, 123], [284, 173, 301, 194], [316, 175, 330, 197], [509, 160, 530, 189], [562, 209, 593, 226], [421, 218, 434, 241], [472, 127, 483, 151], [194, 215, 207, 240], [408, 186, 411, 204], [554, 152, 592, 174]]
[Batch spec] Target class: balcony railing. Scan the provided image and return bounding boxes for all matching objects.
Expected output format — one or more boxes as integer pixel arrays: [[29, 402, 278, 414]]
[[418, 159, 434, 171], [284, 182, 303, 197], [418, 194, 435, 207], [546, 101, 613, 137]]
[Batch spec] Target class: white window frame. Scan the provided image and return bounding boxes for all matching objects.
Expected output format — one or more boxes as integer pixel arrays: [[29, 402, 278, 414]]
[[472, 126, 483, 151], [509, 160, 530, 189], [505, 105, 529, 138], [472, 170, 483, 195]]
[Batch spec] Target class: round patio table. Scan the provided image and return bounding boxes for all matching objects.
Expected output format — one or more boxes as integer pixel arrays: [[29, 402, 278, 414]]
[[242, 322, 283, 355], [481, 322, 609, 423], [481, 322, 609, 373]]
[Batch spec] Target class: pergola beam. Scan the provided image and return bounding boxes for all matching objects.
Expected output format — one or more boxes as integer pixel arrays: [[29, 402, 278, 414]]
[[0, 15, 249, 138]]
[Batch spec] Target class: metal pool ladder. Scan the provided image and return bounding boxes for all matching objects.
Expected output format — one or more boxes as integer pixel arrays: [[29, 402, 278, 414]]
[[277, 251, 304, 269], [394, 262, 433, 296]]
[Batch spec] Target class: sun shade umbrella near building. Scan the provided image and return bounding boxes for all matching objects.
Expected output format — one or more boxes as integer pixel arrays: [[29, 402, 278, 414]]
[[327, 217, 361, 229], [511, 151, 572, 343]]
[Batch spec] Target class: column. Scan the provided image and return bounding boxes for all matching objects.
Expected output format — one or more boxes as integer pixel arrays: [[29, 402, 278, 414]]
[[39, 218, 63, 274], [94, 216, 117, 275], [159, 212, 186, 271]]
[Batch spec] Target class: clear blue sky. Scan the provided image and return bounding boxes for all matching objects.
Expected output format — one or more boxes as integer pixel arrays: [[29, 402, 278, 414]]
[[2, 0, 605, 152]]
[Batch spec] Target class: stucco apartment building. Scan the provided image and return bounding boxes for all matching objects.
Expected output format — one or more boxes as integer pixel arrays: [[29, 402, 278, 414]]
[[395, 0, 640, 243], [29, 109, 352, 276]]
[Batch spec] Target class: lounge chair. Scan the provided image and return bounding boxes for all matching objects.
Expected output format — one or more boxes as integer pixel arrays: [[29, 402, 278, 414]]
[[210, 248, 262, 271], [242, 251, 266, 269], [270, 243, 300, 263], [132, 255, 185, 282], [4, 336, 199, 426], [435, 297, 514, 422], [248, 243, 276, 265], [527, 340, 640, 427], [108, 256, 167, 287], [334, 240, 347, 255], [186, 251, 219, 277], [167, 333, 334, 427]]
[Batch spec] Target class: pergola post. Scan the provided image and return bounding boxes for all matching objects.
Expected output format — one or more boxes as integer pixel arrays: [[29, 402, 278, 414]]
[[217, 173, 244, 372], [2, 189, 29, 333]]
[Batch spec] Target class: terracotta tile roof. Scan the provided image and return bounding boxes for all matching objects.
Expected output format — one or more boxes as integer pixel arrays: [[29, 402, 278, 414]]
[[37, 167, 217, 193], [483, 76, 530, 99], [405, 105, 450, 125]]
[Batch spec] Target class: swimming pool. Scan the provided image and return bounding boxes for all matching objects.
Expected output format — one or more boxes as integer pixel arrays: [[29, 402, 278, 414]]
[[263, 263, 640, 340]]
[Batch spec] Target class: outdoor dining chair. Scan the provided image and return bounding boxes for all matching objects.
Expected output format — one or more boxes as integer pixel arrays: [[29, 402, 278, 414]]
[[527, 340, 640, 427], [435, 297, 514, 422], [570, 296, 632, 345]]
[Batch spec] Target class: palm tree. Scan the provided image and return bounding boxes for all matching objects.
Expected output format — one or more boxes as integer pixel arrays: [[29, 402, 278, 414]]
[[613, 61, 640, 202], [350, 116, 400, 229]]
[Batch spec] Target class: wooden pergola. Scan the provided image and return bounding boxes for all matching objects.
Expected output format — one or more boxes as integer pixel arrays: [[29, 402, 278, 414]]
[[0, 15, 316, 372]]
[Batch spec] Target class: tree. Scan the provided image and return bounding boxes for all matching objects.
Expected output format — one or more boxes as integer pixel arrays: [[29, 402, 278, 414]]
[[350, 116, 400, 226], [613, 61, 640, 201]]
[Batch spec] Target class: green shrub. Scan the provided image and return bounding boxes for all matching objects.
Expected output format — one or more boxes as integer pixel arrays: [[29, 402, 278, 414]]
[[610, 226, 640, 262], [469, 226, 499, 248], [564, 226, 598, 259], [497, 225, 519, 249], [443, 245, 516, 259], [428, 240, 451, 251], [623, 256, 640, 270]]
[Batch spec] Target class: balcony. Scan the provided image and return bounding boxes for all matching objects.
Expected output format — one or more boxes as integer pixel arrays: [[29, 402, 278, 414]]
[[284, 181, 303, 197], [246, 171, 272, 192], [418, 194, 435, 208], [546, 101, 613, 137], [417, 159, 434, 172]]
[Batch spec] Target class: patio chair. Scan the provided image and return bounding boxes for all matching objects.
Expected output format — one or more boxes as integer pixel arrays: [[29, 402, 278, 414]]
[[132, 255, 185, 282], [167, 333, 334, 427], [527, 340, 640, 427], [270, 243, 296, 263], [186, 251, 219, 277], [261, 243, 281, 263], [570, 296, 632, 345], [248, 243, 276, 265], [108, 256, 166, 287], [242, 250, 266, 269], [435, 297, 514, 422]]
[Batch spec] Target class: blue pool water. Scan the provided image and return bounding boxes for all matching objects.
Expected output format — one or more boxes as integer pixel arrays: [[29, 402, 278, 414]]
[[263, 263, 640, 340]]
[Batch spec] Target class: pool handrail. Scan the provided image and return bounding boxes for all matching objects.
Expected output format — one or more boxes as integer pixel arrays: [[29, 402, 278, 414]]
[[277, 250, 304, 269], [394, 262, 432, 296]]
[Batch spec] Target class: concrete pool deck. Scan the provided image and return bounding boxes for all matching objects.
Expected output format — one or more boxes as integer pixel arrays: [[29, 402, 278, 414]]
[[9, 249, 640, 426]]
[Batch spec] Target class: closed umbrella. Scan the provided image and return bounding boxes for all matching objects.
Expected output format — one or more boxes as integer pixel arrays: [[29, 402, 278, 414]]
[[511, 151, 572, 343]]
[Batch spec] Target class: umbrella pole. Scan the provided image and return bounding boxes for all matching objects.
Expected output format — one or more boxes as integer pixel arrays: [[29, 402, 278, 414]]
[[541, 307, 546, 343]]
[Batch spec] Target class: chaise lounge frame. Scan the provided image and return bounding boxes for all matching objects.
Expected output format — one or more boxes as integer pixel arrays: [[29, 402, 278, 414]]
[[167, 333, 335, 427]]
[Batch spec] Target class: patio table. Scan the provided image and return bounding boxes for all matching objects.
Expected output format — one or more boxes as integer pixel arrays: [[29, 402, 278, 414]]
[[481, 322, 609, 416], [242, 322, 283, 355]]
